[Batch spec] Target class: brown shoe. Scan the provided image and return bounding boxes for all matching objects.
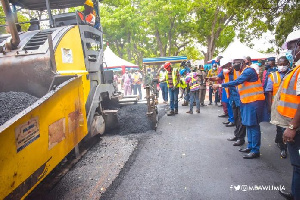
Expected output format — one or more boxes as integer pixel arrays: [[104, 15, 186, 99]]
[[186, 110, 193, 114], [196, 109, 200, 113], [182, 101, 188, 106], [167, 110, 175, 116], [174, 109, 178, 114]]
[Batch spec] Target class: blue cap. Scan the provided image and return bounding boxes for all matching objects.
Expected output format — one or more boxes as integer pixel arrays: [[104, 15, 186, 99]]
[[267, 57, 275, 61]]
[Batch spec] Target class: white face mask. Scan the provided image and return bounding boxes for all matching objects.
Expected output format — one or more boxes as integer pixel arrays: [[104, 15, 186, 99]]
[[278, 65, 288, 72], [223, 69, 229, 74]]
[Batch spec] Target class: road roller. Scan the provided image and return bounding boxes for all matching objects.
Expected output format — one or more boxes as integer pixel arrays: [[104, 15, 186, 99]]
[[0, 0, 119, 199]]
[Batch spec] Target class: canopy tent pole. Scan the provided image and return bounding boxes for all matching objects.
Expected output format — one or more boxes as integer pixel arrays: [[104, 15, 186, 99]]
[[45, 0, 54, 27]]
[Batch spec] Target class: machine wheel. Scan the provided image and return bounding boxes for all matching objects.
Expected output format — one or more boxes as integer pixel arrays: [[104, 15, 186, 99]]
[[90, 112, 105, 137]]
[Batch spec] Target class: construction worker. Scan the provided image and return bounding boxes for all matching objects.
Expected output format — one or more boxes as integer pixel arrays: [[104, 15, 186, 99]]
[[78, 0, 95, 26], [206, 64, 220, 106], [221, 58, 267, 159], [161, 62, 181, 116], [197, 65, 207, 106], [157, 66, 168, 103], [185, 69, 200, 114], [265, 56, 290, 158], [270, 29, 300, 200]]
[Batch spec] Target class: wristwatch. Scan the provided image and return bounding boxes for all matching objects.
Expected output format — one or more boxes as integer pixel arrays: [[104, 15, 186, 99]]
[[288, 124, 296, 130]]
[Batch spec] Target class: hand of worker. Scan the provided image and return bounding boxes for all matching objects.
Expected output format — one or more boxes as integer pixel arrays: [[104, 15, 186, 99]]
[[283, 128, 296, 144], [212, 84, 221, 90]]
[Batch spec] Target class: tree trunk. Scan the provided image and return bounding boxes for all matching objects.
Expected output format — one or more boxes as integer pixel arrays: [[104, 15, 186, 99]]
[[155, 28, 165, 56], [127, 32, 131, 61]]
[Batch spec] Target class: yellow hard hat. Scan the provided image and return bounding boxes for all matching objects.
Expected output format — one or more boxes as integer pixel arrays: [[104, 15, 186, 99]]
[[84, 0, 93, 7]]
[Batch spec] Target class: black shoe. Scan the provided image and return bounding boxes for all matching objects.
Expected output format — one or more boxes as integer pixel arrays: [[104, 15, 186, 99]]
[[233, 140, 245, 146], [174, 109, 178, 114], [218, 113, 228, 118], [222, 121, 230, 125], [196, 109, 200, 113], [200, 103, 207, 106], [280, 149, 287, 158], [215, 102, 218, 106], [227, 136, 238, 141], [239, 148, 251, 153], [208, 102, 212, 105], [278, 190, 294, 200], [243, 152, 260, 159], [167, 110, 175, 116], [226, 122, 235, 127]]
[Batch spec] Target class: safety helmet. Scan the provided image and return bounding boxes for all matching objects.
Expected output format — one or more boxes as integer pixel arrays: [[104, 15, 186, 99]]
[[164, 62, 171, 70], [180, 60, 186, 66], [180, 69, 186, 76], [84, 0, 94, 7]]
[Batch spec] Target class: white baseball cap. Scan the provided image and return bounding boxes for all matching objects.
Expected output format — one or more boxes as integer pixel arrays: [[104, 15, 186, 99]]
[[282, 29, 300, 49]]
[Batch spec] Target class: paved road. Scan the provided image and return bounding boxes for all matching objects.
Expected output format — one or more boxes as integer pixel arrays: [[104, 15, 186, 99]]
[[101, 103, 292, 200]]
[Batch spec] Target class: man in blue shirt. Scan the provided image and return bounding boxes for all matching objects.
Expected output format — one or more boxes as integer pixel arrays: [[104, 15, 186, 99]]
[[265, 56, 291, 159], [221, 58, 269, 159]]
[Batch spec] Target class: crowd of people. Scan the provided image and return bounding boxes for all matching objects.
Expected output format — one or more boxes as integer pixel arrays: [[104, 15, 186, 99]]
[[155, 30, 300, 200]]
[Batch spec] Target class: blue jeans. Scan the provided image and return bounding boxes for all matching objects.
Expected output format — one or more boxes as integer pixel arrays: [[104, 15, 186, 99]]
[[133, 84, 142, 99], [169, 87, 179, 111], [292, 166, 300, 199], [246, 125, 261, 153], [189, 90, 200, 112], [159, 82, 168, 101], [227, 102, 234, 123], [209, 86, 219, 103], [184, 88, 190, 102]]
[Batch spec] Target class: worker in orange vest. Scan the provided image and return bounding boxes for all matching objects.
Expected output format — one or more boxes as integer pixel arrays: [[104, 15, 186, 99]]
[[78, 0, 95, 26], [221, 58, 268, 159], [270, 30, 300, 200], [265, 56, 291, 159]]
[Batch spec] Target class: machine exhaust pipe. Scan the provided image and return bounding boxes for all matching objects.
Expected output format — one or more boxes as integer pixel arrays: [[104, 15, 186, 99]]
[[1, 0, 20, 50]]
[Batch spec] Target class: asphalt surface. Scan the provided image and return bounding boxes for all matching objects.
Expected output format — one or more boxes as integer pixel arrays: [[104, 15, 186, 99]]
[[28, 101, 293, 200], [0, 91, 38, 125], [102, 102, 293, 200]]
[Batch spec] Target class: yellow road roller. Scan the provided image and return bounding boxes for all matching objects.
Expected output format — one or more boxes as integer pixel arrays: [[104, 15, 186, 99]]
[[0, 0, 119, 199]]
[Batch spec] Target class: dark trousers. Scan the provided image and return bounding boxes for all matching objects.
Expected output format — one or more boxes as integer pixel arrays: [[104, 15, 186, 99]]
[[232, 102, 246, 140], [209, 86, 219, 103], [292, 166, 300, 199], [275, 126, 287, 150]]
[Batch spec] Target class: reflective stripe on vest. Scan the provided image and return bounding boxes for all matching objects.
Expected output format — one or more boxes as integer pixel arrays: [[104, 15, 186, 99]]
[[269, 71, 281, 97], [238, 67, 265, 103], [166, 68, 180, 88], [277, 65, 300, 118], [190, 75, 200, 91]]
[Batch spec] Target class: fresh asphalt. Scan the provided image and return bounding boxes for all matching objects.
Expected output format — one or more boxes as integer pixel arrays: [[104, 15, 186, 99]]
[[101, 102, 292, 200]]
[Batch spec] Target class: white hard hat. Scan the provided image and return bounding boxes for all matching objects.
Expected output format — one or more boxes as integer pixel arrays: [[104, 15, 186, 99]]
[[282, 29, 300, 49]]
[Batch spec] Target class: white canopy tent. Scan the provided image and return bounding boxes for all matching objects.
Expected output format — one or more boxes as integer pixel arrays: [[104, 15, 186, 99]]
[[219, 39, 267, 63], [103, 46, 139, 73]]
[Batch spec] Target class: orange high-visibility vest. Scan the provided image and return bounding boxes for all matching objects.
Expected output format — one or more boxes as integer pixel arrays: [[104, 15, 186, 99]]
[[277, 65, 300, 118], [269, 71, 282, 97], [224, 70, 240, 98], [238, 67, 265, 103], [78, 12, 95, 24]]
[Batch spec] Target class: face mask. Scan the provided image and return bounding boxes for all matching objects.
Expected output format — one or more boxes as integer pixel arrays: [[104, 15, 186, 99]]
[[212, 67, 217, 71], [223, 69, 229, 74], [233, 64, 241, 71], [278, 65, 288, 72]]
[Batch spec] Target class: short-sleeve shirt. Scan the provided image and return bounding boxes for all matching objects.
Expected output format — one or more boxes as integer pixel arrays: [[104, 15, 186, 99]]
[[265, 72, 285, 92]]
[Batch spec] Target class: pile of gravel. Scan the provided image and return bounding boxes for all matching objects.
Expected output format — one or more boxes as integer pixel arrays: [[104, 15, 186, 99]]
[[0, 92, 39, 126], [117, 104, 153, 135]]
